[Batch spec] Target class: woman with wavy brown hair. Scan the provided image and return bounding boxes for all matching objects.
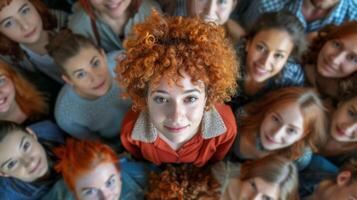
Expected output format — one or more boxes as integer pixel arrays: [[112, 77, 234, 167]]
[[303, 21, 357, 101], [0, 60, 48, 124], [118, 11, 238, 167], [233, 87, 327, 170], [0, 0, 68, 83]]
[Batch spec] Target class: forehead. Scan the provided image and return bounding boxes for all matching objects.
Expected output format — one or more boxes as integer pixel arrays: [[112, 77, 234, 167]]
[[0, 130, 29, 159], [340, 97, 357, 108], [149, 72, 205, 94], [63, 46, 101, 71], [270, 101, 303, 120], [255, 177, 280, 198], [252, 28, 294, 49], [75, 162, 119, 189], [0, 0, 28, 16], [338, 34, 357, 53]]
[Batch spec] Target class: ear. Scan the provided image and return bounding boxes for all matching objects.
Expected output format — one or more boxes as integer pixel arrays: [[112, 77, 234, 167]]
[[245, 39, 251, 52], [25, 128, 38, 141], [0, 171, 9, 177], [337, 170, 352, 186], [62, 75, 74, 86]]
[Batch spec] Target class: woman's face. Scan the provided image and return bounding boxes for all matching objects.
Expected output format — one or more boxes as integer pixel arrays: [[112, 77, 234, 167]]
[[260, 101, 304, 151], [75, 162, 121, 200], [317, 34, 357, 78], [0, 0, 43, 44], [89, 0, 131, 19], [238, 177, 280, 200], [330, 97, 357, 142], [147, 73, 207, 144], [0, 74, 16, 114], [62, 47, 112, 100], [246, 28, 294, 83], [0, 128, 48, 182], [189, 0, 237, 25]]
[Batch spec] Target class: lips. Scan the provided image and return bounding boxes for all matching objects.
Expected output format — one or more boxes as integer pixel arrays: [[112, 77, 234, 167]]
[[105, 0, 122, 10], [164, 125, 189, 132], [0, 97, 8, 112], [265, 134, 280, 144], [253, 63, 269, 77], [92, 81, 106, 90], [29, 158, 41, 174], [322, 57, 338, 74], [24, 28, 37, 38], [335, 125, 346, 137]]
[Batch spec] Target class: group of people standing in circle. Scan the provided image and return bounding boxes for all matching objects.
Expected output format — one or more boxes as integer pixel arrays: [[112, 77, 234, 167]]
[[0, 0, 356, 199]]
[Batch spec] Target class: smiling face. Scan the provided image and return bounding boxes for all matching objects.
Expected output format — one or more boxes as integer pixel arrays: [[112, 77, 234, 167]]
[[189, 0, 237, 25], [74, 162, 121, 200], [260, 101, 305, 151], [0, 129, 48, 182], [246, 28, 294, 83], [89, 0, 131, 19], [317, 34, 357, 78], [147, 73, 207, 145], [0, 74, 16, 115], [62, 46, 112, 100], [330, 97, 357, 142], [0, 0, 44, 45]]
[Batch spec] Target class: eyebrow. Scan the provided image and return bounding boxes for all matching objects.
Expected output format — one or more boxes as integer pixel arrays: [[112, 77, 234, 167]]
[[0, 3, 28, 25], [106, 174, 116, 183], [0, 136, 25, 168], [90, 56, 98, 65], [150, 89, 201, 96], [274, 112, 301, 130], [259, 41, 288, 53]]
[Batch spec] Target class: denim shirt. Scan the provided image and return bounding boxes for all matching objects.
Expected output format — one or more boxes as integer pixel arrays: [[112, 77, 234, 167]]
[[0, 121, 65, 200], [42, 157, 159, 200], [231, 39, 305, 109]]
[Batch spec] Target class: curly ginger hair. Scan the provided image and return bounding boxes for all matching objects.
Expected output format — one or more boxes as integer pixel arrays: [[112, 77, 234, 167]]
[[116, 11, 239, 111]]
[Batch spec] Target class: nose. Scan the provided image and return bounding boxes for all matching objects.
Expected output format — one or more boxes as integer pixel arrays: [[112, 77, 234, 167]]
[[18, 19, 30, 31], [99, 188, 112, 200], [204, 0, 216, 16], [168, 101, 185, 122], [259, 53, 274, 71], [344, 120, 357, 138], [331, 51, 346, 66], [20, 156, 34, 168], [271, 126, 285, 143]]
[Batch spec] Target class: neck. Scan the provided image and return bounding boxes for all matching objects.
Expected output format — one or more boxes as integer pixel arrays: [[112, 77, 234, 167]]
[[0, 101, 27, 124], [22, 30, 49, 55], [98, 8, 130, 36]]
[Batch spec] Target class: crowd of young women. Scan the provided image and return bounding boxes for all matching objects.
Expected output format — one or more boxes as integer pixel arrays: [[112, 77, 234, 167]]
[[0, 0, 356, 199]]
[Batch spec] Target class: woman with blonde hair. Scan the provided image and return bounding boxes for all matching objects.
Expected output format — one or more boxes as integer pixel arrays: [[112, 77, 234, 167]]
[[304, 21, 357, 101], [0, 60, 48, 124], [233, 87, 327, 169], [216, 154, 299, 200]]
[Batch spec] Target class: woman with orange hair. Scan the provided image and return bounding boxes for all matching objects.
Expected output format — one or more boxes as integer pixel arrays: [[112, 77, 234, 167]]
[[0, 0, 68, 83], [67, 0, 161, 52], [0, 59, 48, 125], [48, 138, 157, 200], [304, 21, 357, 101], [233, 87, 327, 170], [118, 11, 238, 167]]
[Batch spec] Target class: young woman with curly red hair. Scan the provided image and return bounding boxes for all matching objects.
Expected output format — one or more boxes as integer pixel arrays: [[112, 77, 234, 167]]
[[117, 11, 238, 167]]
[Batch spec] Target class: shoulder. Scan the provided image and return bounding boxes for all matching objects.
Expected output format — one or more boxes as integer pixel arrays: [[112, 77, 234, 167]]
[[121, 110, 140, 137], [28, 120, 66, 144], [213, 104, 237, 138], [67, 3, 91, 33]]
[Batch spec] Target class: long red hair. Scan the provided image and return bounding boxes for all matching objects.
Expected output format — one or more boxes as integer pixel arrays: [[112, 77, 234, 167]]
[[0, 0, 57, 60], [53, 138, 119, 194], [241, 87, 327, 159], [0, 60, 48, 120]]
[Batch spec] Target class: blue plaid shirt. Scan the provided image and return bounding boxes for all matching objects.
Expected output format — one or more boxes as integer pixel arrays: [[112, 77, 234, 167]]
[[242, 0, 357, 33]]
